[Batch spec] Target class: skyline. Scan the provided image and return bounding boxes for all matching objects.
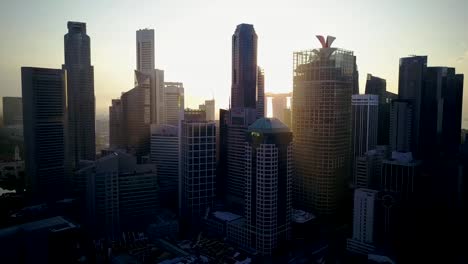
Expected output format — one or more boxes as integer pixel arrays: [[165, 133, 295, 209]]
[[1, 0, 467, 121]]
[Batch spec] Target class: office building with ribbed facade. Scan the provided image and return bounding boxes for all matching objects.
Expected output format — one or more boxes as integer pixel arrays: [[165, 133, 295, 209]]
[[352, 94, 379, 159], [21, 67, 67, 202], [163, 82, 184, 126], [292, 36, 357, 216]]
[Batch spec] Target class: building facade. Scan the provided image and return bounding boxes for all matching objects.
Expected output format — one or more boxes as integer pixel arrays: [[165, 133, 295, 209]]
[[199, 99, 215, 121], [292, 36, 357, 216], [352, 94, 379, 159], [257, 66, 265, 118], [21, 67, 67, 202], [109, 99, 124, 150], [389, 100, 413, 152], [64, 21, 95, 164]]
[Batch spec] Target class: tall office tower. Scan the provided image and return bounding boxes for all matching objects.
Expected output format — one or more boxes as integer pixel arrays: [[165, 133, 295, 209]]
[[244, 118, 293, 255], [136, 29, 165, 125], [199, 99, 215, 121], [109, 99, 124, 149], [180, 113, 216, 220], [231, 24, 258, 109], [121, 86, 150, 159], [64, 21, 95, 164], [365, 74, 394, 145], [381, 152, 422, 198], [398, 56, 427, 157], [136, 29, 155, 74], [346, 188, 378, 255], [283, 108, 292, 128], [422, 67, 464, 158], [2, 97, 22, 127], [21, 67, 67, 201], [83, 151, 159, 238], [224, 108, 258, 212], [163, 82, 184, 126], [292, 36, 357, 216], [150, 124, 179, 209], [389, 100, 413, 152], [257, 66, 265, 118], [354, 146, 389, 189], [352, 94, 379, 159], [266, 92, 292, 123]]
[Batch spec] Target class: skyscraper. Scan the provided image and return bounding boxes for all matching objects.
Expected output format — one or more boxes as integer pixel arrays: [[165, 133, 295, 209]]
[[63, 21, 95, 164], [109, 99, 124, 149], [398, 56, 427, 157], [244, 118, 293, 255], [365, 74, 395, 145], [354, 146, 389, 189], [257, 66, 265, 118], [136, 29, 155, 74], [21, 67, 67, 201], [352, 94, 379, 159], [389, 99, 413, 152], [180, 113, 216, 219], [292, 36, 357, 216], [2, 97, 22, 127], [150, 124, 179, 209], [163, 82, 184, 126], [231, 24, 258, 109]]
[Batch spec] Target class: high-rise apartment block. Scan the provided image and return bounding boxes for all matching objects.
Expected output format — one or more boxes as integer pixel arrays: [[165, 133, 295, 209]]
[[2, 97, 22, 127], [346, 188, 378, 255], [64, 21, 95, 164], [292, 36, 357, 216], [21, 67, 67, 202]]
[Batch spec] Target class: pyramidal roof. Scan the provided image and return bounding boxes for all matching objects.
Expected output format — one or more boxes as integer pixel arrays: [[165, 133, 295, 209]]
[[248, 117, 290, 133]]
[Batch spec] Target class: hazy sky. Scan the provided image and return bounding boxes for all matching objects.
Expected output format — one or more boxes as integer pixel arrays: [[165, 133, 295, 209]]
[[1, 0, 467, 121]]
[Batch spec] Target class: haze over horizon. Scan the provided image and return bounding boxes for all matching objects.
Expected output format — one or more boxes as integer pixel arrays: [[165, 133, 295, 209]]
[[1, 0, 467, 124]]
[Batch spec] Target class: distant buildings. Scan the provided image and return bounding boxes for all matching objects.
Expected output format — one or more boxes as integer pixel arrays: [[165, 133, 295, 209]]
[[22, 67, 67, 202], [180, 111, 216, 219], [64, 21, 95, 164], [266, 92, 291, 123], [164, 82, 184, 126], [83, 151, 159, 238], [109, 99, 124, 149], [292, 36, 357, 216], [151, 124, 179, 209], [199, 99, 215, 121], [2, 97, 22, 127]]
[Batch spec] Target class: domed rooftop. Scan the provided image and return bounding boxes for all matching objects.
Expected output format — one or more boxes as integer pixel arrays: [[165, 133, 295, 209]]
[[248, 117, 290, 133]]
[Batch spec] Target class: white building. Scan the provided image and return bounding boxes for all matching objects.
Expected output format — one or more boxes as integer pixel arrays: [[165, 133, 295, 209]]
[[164, 82, 184, 126]]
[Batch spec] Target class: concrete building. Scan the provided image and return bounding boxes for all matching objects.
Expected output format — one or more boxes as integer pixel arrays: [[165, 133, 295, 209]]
[[21, 67, 67, 202], [346, 188, 378, 255], [64, 21, 95, 164], [136, 29, 155, 73], [150, 124, 179, 209], [354, 146, 389, 189], [381, 152, 422, 198], [2, 97, 22, 127], [352, 94, 379, 159], [83, 151, 159, 238], [292, 36, 357, 216], [164, 82, 184, 126], [180, 112, 216, 220]]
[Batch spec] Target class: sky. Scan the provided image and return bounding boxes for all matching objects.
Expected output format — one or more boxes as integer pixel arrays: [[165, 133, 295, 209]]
[[1, 0, 467, 123]]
